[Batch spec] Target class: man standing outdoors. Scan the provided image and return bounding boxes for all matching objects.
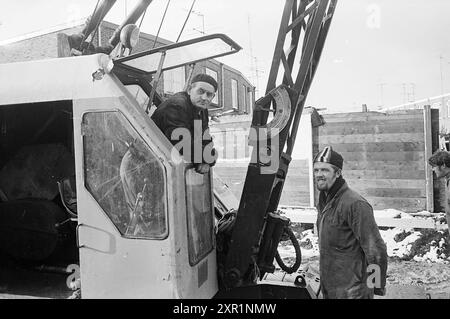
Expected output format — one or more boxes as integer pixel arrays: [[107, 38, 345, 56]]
[[428, 150, 450, 238], [313, 146, 387, 299], [151, 73, 218, 174]]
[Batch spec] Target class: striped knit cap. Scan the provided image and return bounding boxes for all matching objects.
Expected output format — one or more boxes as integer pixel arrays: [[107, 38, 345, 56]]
[[313, 146, 343, 169]]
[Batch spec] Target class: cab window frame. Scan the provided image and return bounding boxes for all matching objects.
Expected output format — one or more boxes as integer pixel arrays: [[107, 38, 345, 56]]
[[82, 109, 169, 240]]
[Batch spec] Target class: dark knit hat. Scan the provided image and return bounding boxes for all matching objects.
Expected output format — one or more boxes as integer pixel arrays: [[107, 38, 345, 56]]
[[314, 146, 344, 169], [191, 73, 218, 92]]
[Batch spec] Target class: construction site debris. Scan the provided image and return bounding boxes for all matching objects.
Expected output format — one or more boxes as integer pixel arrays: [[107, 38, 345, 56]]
[[278, 224, 450, 264]]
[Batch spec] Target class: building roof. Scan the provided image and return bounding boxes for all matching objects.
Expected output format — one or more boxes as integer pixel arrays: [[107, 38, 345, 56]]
[[0, 54, 123, 105], [0, 19, 173, 47], [0, 18, 88, 46], [0, 19, 254, 91]]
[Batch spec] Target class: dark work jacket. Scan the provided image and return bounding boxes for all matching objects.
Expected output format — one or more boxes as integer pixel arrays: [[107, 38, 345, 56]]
[[316, 179, 388, 299], [151, 92, 216, 165], [445, 177, 450, 238]]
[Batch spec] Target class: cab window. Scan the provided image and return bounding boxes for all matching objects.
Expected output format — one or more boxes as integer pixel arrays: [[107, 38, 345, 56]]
[[185, 169, 214, 265], [82, 111, 167, 239]]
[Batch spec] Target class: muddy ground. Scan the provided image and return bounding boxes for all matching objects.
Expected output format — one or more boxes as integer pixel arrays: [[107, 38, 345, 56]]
[[277, 222, 450, 299], [293, 256, 450, 299]]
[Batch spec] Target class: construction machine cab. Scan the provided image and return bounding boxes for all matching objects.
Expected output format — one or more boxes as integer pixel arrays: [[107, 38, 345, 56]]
[[0, 34, 241, 299]]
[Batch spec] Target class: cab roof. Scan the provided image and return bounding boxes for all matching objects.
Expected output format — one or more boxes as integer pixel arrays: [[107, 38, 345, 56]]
[[0, 54, 122, 106]]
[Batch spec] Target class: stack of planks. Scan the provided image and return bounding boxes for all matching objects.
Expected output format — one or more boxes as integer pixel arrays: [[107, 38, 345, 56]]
[[313, 108, 440, 213]]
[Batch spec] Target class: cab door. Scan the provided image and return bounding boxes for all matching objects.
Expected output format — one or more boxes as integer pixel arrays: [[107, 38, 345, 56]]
[[72, 96, 174, 298]]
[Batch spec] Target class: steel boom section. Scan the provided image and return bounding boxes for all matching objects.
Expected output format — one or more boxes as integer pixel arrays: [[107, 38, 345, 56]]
[[223, 0, 338, 288]]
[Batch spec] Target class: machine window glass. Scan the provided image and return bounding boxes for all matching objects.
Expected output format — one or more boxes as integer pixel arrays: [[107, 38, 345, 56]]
[[83, 111, 167, 239], [185, 169, 214, 265], [125, 85, 149, 111]]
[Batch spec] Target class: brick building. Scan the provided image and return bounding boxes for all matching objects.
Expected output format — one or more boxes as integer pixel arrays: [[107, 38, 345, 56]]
[[0, 20, 255, 116]]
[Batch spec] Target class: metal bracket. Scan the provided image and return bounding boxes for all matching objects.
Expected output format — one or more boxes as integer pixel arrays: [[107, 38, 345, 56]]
[[253, 86, 292, 136], [76, 223, 85, 249]]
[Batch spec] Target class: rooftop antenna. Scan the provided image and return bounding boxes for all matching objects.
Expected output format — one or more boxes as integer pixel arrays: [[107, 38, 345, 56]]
[[440, 55, 446, 114], [152, 0, 171, 48], [247, 14, 262, 98], [176, 0, 196, 42], [191, 10, 205, 35]]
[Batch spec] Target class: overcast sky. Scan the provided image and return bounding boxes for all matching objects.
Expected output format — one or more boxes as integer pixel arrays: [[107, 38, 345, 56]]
[[1, 0, 450, 113]]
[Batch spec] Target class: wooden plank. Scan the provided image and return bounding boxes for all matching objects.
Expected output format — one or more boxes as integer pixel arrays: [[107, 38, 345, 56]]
[[374, 217, 438, 229], [365, 196, 426, 212], [322, 112, 423, 123], [308, 118, 315, 207], [359, 188, 425, 198], [346, 178, 424, 190], [279, 194, 311, 206], [319, 132, 424, 144], [317, 141, 424, 153], [431, 109, 440, 151], [328, 151, 424, 162], [284, 210, 438, 229], [343, 169, 425, 180], [342, 160, 426, 171], [423, 105, 434, 212], [319, 120, 424, 135], [322, 110, 422, 118]]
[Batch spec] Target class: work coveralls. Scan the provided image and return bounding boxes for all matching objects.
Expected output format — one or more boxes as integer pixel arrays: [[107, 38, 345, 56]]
[[316, 178, 388, 299], [444, 176, 450, 240], [151, 91, 216, 165]]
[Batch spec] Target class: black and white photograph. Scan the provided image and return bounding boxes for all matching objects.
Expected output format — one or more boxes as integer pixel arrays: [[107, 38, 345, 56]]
[[0, 0, 449, 305]]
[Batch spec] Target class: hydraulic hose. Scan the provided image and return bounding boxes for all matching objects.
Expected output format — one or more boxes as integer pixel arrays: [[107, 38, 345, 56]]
[[275, 226, 301, 274]]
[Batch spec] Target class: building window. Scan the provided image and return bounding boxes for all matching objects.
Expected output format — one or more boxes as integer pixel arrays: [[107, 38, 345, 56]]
[[164, 67, 185, 95], [231, 79, 238, 109], [205, 68, 219, 105], [447, 98, 450, 118], [248, 88, 253, 114], [242, 85, 247, 113]]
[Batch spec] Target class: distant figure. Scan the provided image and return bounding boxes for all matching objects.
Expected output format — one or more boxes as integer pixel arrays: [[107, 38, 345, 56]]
[[151, 73, 218, 174], [428, 150, 450, 238], [313, 146, 387, 299]]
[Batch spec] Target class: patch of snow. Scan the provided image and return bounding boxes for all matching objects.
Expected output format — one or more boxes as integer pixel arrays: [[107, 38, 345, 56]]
[[399, 212, 415, 219], [299, 229, 320, 259], [413, 246, 448, 264], [379, 228, 422, 258], [374, 209, 403, 219], [277, 245, 297, 258], [277, 207, 449, 264], [410, 211, 434, 217], [277, 229, 319, 260]]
